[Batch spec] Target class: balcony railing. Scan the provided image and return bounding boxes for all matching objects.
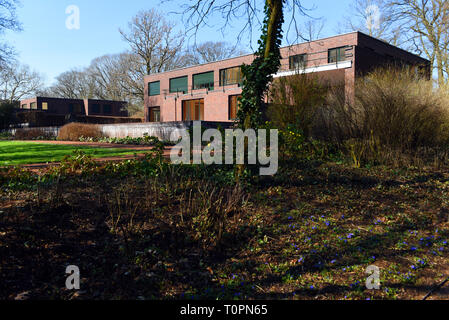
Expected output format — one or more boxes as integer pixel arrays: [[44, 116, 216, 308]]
[[160, 45, 354, 98]]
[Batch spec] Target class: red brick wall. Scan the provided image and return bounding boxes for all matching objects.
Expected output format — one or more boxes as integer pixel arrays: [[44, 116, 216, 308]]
[[144, 31, 430, 123]]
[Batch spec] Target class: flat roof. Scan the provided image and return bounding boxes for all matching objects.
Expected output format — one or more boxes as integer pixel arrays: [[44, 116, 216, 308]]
[[145, 30, 429, 77], [20, 97, 128, 104]]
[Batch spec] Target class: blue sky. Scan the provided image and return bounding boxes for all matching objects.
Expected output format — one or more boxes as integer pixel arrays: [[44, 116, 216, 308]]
[[3, 0, 353, 85]]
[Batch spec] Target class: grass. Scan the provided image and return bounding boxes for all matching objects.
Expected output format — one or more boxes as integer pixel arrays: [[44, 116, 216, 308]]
[[0, 141, 141, 165]]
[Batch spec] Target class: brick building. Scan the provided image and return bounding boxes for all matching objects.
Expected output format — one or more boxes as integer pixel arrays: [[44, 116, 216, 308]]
[[144, 31, 430, 123], [19, 97, 128, 117], [15, 97, 133, 127]]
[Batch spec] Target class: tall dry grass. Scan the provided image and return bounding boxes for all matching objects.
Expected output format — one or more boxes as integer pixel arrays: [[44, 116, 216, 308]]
[[57, 123, 102, 141], [268, 73, 329, 138], [321, 68, 449, 166]]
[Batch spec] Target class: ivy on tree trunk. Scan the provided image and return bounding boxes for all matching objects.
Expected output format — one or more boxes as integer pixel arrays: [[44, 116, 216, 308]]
[[235, 0, 284, 179], [237, 0, 284, 129]]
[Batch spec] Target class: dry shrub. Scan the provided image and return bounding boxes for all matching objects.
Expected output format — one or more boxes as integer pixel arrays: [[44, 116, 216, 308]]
[[268, 73, 329, 137], [321, 67, 449, 166], [57, 122, 102, 141]]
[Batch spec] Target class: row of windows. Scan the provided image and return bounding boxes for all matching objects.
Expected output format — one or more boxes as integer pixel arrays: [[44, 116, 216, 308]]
[[90, 104, 112, 115], [148, 95, 241, 122], [19, 102, 113, 114], [149, 47, 347, 97], [20, 102, 48, 110], [289, 47, 348, 70], [148, 66, 244, 97]]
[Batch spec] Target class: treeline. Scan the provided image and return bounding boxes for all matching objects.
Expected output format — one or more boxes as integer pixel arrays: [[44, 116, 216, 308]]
[[0, 7, 246, 117]]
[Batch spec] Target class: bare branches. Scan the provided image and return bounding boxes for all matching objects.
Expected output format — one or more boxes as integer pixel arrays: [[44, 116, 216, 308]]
[[390, 0, 449, 85], [184, 41, 248, 65], [119, 9, 185, 75], [0, 63, 44, 102], [0, 0, 22, 67], [165, 0, 308, 47]]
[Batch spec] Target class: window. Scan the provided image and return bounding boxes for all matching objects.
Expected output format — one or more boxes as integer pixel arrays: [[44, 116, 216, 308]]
[[22, 104, 28, 109], [289, 54, 307, 70], [328, 47, 346, 63], [169, 76, 188, 93], [220, 66, 243, 86], [149, 81, 160, 96], [229, 95, 241, 120], [91, 104, 101, 114], [182, 99, 204, 121], [149, 107, 161, 122], [42, 102, 48, 110], [103, 105, 112, 115], [30, 102, 37, 110], [193, 71, 214, 90]]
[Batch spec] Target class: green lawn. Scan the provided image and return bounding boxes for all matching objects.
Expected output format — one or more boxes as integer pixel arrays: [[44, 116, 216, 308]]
[[0, 141, 141, 165]]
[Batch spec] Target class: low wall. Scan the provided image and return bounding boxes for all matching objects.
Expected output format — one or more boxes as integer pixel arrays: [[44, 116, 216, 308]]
[[3, 121, 235, 141], [100, 121, 234, 140], [7, 126, 60, 137]]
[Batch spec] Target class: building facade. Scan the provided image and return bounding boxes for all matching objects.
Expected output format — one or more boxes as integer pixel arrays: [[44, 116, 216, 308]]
[[19, 97, 128, 117], [144, 31, 430, 123]]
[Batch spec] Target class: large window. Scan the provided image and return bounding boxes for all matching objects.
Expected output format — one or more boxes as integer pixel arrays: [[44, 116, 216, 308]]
[[229, 95, 241, 120], [193, 71, 214, 90], [220, 66, 243, 86], [91, 104, 101, 114], [149, 107, 161, 122], [149, 81, 160, 96], [182, 99, 204, 121], [103, 105, 112, 115], [169, 76, 188, 93], [289, 54, 307, 70], [30, 102, 37, 110], [21, 104, 28, 109], [328, 47, 346, 63]]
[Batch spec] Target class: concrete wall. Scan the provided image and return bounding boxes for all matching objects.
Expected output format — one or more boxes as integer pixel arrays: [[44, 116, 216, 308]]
[[7, 126, 60, 137], [5, 121, 234, 141], [100, 121, 234, 140]]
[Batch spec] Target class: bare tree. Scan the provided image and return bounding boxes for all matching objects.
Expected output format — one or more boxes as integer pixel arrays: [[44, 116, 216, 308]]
[[0, 63, 44, 102], [340, 0, 402, 45], [184, 41, 248, 65], [390, 0, 449, 86], [300, 19, 325, 42], [48, 69, 94, 99], [0, 0, 22, 67], [119, 9, 185, 75]]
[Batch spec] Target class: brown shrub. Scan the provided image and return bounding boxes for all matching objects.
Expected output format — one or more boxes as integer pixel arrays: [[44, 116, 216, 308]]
[[57, 123, 102, 141], [268, 73, 329, 137], [321, 67, 449, 166]]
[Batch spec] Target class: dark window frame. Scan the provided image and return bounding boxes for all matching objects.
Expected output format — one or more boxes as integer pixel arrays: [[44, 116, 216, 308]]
[[228, 94, 241, 120], [182, 99, 204, 121], [219, 66, 243, 86], [148, 106, 161, 122], [289, 54, 307, 70], [149, 81, 161, 96], [169, 76, 188, 94], [328, 47, 346, 63], [192, 71, 214, 90]]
